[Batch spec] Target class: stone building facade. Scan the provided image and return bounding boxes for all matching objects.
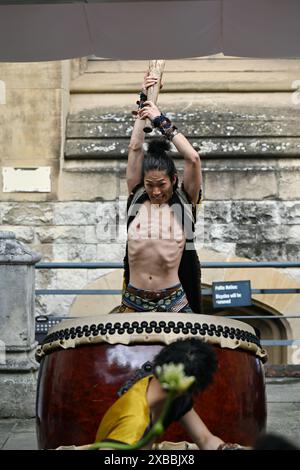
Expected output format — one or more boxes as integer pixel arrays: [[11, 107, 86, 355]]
[[0, 57, 300, 365]]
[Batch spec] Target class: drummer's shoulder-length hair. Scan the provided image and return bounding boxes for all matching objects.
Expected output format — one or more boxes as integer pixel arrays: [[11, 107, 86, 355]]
[[153, 338, 218, 394]]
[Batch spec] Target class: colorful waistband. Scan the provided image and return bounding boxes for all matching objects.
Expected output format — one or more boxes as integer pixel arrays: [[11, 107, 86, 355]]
[[127, 283, 181, 300], [121, 284, 190, 313]]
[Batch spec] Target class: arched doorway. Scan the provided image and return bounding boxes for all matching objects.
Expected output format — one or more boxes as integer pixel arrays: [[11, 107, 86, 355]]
[[202, 291, 290, 363]]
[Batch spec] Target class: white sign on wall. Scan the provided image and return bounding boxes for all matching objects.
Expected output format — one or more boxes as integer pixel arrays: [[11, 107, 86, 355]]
[[2, 167, 51, 193], [0, 80, 5, 104]]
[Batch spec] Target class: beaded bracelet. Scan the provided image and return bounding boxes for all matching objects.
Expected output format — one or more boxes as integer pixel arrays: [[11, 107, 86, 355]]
[[152, 113, 179, 141]]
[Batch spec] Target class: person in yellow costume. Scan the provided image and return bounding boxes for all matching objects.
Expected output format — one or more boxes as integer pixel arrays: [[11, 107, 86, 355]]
[[95, 338, 243, 450]]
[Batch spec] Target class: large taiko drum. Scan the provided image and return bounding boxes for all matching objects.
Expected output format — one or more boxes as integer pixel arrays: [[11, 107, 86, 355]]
[[36, 313, 267, 449]]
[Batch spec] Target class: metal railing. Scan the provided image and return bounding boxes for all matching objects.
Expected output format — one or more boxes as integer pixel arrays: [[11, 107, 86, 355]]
[[35, 261, 300, 348]]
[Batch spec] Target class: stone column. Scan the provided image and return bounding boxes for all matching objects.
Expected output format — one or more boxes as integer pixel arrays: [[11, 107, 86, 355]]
[[0, 231, 41, 417]]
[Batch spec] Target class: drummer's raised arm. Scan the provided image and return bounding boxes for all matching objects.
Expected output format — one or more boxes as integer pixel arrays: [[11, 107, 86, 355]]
[[126, 116, 145, 194], [172, 133, 202, 206], [126, 74, 158, 194]]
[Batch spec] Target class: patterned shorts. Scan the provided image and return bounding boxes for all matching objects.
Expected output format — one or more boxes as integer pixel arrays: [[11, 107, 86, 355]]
[[115, 283, 193, 313]]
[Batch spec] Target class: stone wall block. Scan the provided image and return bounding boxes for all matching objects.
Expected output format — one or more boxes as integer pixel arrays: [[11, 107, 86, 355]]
[[0, 205, 4, 224], [56, 269, 87, 290], [284, 202, 300, 224], [59, 171, 118, 201], [205, 223, 257, 244], [278, 172, 300, 199], [0, 89, 62, 160], [204, 171, 278, 201], [204, 242, 236, 255], [68, 244, 97, 262], [204, 224, 224, 243], [257, 225, 287, 243], [96, 243, 125, 262], [52, 244, 70, 261], [0, 375, 37, 418], [35, 297, 49, 317], [54, 202, 97, 225], [35, 268, 57, 290], [286, 245, 300, 261], [115, 199, 127, 226], [85, 226, 97, 244], [236, 243, 287, 261], [95, 202, 118, 223], [0, 62, 63, 89], [194, 218, 205, 246], [231, 201, 281, 225], [286, 225, 300, 244], [30, 243, 53, 262], [35, 226, 85, 244], [96, 223, 118, 242], [35, 295, 74, 318], [2, 204, 53, 225], [95, 202, 119, 241], [117, 224, 128, 243], [0, 226, 34, 244], [203, 201, 232, 224]]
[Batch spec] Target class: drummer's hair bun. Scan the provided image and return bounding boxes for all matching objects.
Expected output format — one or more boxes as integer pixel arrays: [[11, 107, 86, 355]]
[[142, 138, 177, 188], [148, 138, 171, 156], [152, 338, 218, 394]]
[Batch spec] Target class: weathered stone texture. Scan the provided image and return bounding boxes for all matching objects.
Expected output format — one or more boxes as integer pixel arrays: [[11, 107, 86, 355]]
[[203, 170, 278, 200], [68, 244, 97, 262], [286, 245, 300, 261], [278, 172, 300, 199], [35, 295, 74, 319], [35, 268, 57, 290], [65, 106, 300, 160], [286, 226, 300, 244], [0, 62, 64, 89], [230, 201, 282, 225], [0, 226, 34, 244], [30, 243, 53, 262], [258, 225, 287, 243], [54, 202, 97, 225], [203, 201, 232, 224], [35, 226, 86, 244], [96, 243, 126, 262], [2, 204, 53, 225], [0, 374, 37, 418], [236, 243, 287, 261], [56, 269, 88, 290], [0, 89, 61, 160], [285, 203, 300, 224], [205, 223, 258, 244], [58, 171, 118, 201], [202, 201, 300, 259]]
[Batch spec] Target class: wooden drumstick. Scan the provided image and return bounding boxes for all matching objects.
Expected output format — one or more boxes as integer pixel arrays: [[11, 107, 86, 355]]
[[143, 60, 165, 133]]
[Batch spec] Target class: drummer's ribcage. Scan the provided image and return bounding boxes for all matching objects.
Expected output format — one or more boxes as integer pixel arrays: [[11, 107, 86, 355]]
[[128, 201, 185, 274], [128, 201, 184, 241]]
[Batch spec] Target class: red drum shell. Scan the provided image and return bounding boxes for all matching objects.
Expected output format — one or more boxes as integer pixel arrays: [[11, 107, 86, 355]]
[[36, 333, 266, 449]]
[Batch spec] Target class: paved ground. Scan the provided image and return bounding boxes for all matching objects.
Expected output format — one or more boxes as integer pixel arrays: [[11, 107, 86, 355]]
[[1, 378, 299, 450]]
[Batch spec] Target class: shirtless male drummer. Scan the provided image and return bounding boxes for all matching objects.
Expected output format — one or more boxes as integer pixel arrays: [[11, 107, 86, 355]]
[[119, 73, 202, 313]]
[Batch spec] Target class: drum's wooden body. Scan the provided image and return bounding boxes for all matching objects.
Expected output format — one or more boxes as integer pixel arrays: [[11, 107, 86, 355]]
[[36, 313, 267, 449]]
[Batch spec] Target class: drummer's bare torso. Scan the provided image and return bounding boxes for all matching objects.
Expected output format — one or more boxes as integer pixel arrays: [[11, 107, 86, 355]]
[[128, 200, 185, 290]]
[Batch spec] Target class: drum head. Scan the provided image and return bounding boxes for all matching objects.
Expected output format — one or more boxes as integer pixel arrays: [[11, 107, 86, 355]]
[[36, 313, 267, 363]]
